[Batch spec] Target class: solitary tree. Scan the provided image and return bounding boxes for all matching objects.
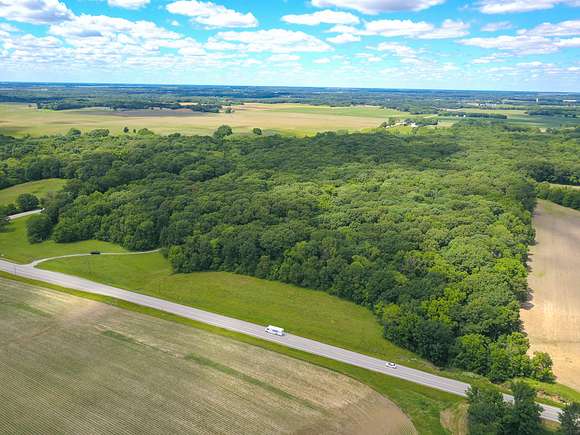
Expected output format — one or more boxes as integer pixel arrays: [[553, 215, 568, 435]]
[[26, 214, 52, 243], [252, 127, 263, 135], [123, 126, 129, 133], [559, 402, 580, 435], [504, 381, 542, 435], [16, 193, 39, 212], [213, 125, 233, 140], [467, 386, 508, 435]]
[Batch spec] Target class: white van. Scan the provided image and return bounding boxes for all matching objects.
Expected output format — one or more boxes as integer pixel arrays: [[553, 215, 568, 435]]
[[265, 325, 285, 336]]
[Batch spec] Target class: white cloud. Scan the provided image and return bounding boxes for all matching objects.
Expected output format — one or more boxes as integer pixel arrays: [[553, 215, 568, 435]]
[[417, 19, 469, 39], [521, 20, 580, 36], [373, 42, 424, 64], [481, 21, 512, 32], [0, 23, 18, 33], [459, 35, 560, 54], [166, 0, 258, 28], [108, 0, 150, 9], [375, 41, 417, 57], [477, 0, 580, 14], [472, 52, 508, 64], [0, 0, 73, 24], [208, 29, 331, 53], [314, 57, 331, 63], [310, 0, 446, 14], [556, 37, 580, 47], [327, 33, 361, 43], [268, 53, 300, 62], [50, 15, 182, 42], [356, 52, 382, 61], [282, 10, 359, 26], [337, 19, 469, 39]]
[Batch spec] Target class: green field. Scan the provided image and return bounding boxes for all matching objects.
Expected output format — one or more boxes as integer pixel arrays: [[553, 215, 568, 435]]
[[0, 179, 67, 206], [441, 108, 580, 129], [0, 276, 424, 434], [39, 251, 432, 371], [268, 105, 413, 118], [0, 216, 125, 263]]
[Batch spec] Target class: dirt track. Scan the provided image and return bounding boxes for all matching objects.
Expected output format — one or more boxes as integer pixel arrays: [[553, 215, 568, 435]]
[[522, 200, 580, 391]]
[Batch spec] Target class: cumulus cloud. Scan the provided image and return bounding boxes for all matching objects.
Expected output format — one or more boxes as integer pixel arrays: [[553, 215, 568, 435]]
[[108, 0, 150, 9], [282, 10, 359, 26], [310, 0, 446, 14], [471, 52, 508, 64], [459, 35, 560, 54], [372, 42, 424, 64], [166, 0, 258, 28], [327, 33, 361, 43], [208, 29, 331, 53], [268, 54, 300, 62], [481, 21, 512, 32], [330, 19, 469, 39], [477, 0, 580, 14], [0, 0, 73, 24], [520, 20, 580, 36], [314, 57, 331, 64]]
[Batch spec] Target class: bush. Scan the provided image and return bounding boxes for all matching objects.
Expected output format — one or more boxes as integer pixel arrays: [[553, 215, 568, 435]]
[[16, 193, 39, 212], [26, 214, 52, 243]]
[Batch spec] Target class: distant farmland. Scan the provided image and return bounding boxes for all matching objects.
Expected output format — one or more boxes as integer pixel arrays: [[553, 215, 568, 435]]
[[0, 277, 416, 435], [0, 103, 388, 137]]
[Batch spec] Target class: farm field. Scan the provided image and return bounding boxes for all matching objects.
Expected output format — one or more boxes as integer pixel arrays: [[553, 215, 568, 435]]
[[440, 108, 580, 128], [39, 251, 432, 372], [0, 103, 389, 137], [522, 200, 580, 391], [0, 179, 67, 206], [0, 276, 416, 434], [0, 215, 125, 264]]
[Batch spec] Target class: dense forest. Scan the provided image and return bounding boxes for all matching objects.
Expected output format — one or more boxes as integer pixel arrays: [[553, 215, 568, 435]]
[[1, 122, 578, 381]]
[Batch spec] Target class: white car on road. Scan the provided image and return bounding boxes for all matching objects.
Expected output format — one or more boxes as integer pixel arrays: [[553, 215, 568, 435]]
[[385, 362, 397, 369], [265, 325, 285, 336]]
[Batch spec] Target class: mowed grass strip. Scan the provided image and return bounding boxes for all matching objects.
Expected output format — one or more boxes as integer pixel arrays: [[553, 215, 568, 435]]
[[0, 276, 420, 435], [0, 216, 126, 264], [0, 179, 67, 206], [39, 251, 430, 371]]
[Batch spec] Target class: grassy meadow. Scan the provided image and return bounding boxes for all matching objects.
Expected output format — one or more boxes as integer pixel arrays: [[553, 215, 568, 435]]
[[0, 216, 125, 263], [0, 179, 67, 206], [39, 251, 431, 372]]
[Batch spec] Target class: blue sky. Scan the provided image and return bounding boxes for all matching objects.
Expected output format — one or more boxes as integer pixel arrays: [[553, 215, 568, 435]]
[[0, 0, 579, 91]]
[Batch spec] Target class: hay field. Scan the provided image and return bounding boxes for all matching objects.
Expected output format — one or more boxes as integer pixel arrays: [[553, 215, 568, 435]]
[[0, 103, 390, 137], [522, 200, 580, 391], [0, 276, 416, 435]]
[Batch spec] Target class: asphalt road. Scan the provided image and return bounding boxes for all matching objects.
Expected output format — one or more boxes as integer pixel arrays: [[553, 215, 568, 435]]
[[0, 255, 563, 422], [7, 208, 43, 221]]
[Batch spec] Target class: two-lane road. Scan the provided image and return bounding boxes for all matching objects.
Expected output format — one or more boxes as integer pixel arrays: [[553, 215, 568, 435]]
[[0, 255, 563, 422]]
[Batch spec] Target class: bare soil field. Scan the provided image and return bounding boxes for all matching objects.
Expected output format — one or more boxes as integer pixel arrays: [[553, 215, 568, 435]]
[[0, 276, 416, 435], [522, 200, 580, 391]]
